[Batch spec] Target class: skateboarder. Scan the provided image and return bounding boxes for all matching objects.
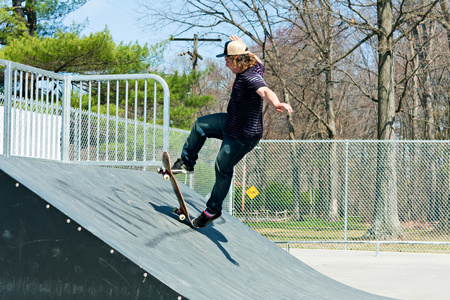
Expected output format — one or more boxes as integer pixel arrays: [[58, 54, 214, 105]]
[[172, 35, 293, 228]]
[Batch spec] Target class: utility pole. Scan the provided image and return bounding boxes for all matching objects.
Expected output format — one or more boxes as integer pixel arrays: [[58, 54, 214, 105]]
[[172, 34, 221, 96]]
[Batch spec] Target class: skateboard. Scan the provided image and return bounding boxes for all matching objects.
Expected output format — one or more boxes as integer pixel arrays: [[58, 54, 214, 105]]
[[157, 151, 194, 226]]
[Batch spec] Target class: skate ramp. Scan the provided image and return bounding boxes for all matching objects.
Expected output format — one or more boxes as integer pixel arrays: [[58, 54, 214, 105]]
[[0, 156, 394, 299]]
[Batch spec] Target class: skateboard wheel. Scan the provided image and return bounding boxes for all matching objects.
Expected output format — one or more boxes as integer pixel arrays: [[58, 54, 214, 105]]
[[179, 214, 186, 221], [163, 174, 170, 181], [173, 208, 178, 214]]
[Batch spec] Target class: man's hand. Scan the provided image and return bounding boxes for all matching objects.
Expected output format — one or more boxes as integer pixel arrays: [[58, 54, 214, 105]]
[[229, 35, 242, 42], [274, 103, 293, 113], [256, 87, 293, 113]]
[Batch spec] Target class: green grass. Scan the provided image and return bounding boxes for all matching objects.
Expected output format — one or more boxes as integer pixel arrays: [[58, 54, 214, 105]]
[[240, 216, 450, 254]]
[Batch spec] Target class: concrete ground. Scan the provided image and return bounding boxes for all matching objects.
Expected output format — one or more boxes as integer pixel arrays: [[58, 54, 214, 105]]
[[290, 249, 450, 300]]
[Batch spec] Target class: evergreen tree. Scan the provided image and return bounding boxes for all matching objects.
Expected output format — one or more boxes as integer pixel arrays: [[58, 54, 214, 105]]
[[0, 0, 88, 45], [0, 29, 165, 74], [165, 71, 215, 130]]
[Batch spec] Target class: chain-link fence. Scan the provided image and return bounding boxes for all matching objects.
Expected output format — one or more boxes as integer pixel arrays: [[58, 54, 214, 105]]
[[165, 128, 224, 205], [232, 140, 450, 253]]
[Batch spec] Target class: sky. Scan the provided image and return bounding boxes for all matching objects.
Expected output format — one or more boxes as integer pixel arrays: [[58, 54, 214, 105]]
[[64, 0, 226, 70]]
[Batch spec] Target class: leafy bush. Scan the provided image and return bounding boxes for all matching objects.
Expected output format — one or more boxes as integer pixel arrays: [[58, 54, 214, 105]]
[[265, 182, 293, 211], [233, 182, 312, 214]]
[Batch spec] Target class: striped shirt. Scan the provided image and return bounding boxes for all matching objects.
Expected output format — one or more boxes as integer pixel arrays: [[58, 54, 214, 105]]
[[225, 62, 267, 141]]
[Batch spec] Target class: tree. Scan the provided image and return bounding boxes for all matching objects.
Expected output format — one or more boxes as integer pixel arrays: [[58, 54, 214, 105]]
[[0, 0, 29, 44], [139, 0, 296, 139], [276, 0, 343, 221], [0, 30, 164, 74], [0, 29, 168, 126], [329, 0, 439, 239], [0, 0, 88, 45], [165, 71, 215, 129], [0, 24, 214, 130]]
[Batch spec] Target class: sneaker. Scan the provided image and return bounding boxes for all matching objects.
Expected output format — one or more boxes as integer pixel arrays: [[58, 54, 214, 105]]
[[193, 210, 222, 228], [171, 158, 194, 174]]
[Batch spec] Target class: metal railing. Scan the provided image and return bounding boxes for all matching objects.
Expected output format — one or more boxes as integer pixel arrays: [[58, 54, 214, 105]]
[[1, 59, 170, 166]]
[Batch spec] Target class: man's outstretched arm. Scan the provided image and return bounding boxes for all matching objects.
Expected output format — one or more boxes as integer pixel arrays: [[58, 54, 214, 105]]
[[256, 87, 293, 113]]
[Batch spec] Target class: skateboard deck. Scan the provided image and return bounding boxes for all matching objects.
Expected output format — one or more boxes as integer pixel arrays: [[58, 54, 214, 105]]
[[157, 151, 194, 226]]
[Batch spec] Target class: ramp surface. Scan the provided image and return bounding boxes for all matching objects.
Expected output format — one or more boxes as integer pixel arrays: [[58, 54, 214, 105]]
[[0, 156, 393, 300]]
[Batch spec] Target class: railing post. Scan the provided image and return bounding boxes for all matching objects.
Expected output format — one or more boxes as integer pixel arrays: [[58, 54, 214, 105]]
[[3, 61, 12, 158], [162, 79, 170, 152], [61, 75, 72, 162]]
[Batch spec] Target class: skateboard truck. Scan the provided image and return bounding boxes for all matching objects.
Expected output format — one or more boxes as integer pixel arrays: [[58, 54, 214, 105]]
[[172, 208, 187, 221], [157, 168, 170, 181]]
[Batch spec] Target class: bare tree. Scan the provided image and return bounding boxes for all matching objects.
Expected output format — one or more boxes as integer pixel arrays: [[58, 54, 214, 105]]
[[278, 0, 342, 221], [327, 0, 439, 239], [139, 0, 299, 138]]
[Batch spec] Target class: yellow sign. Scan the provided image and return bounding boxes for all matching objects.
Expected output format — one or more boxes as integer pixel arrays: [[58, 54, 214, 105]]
[[246, 185, 259, 199]]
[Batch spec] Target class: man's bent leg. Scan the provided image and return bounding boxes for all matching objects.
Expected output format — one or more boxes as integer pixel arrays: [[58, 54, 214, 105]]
[[206, 136, 259, 214], [181, 113, 227, 168]]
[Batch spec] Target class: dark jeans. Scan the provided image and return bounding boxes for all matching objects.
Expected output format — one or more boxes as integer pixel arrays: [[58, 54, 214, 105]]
[[181, 113, 259, 214]]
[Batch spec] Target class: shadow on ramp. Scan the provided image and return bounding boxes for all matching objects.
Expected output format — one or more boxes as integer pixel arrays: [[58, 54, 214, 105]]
[[149, 202, 239, 266]]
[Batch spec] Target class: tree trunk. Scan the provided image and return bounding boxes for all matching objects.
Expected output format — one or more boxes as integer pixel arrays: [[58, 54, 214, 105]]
[[323, 44, 339, 222], [364, 0, 403, 240], [322, 3, 339, 222], [409, 29, 420, 140], [12, 0, 37, 36], [416, 21, 439, 221], [285, 90, 303, 221], [325, 141, 339, 222], [12, 0, 25, 19], [436, 0, 450, 232]]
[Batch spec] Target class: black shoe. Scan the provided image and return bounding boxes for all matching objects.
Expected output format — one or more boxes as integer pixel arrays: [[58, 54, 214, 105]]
[[193, 210, 222, 228], [172, 158, 194, 174]]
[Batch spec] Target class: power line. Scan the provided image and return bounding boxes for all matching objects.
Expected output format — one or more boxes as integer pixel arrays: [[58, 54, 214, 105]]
[[104, 0, 135, 17]]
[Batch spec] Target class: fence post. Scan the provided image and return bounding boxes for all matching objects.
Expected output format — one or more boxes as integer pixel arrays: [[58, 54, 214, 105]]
[[3, 61, 12, 158], [61, 75, 72, 162], [343, 140, 350, 250]]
